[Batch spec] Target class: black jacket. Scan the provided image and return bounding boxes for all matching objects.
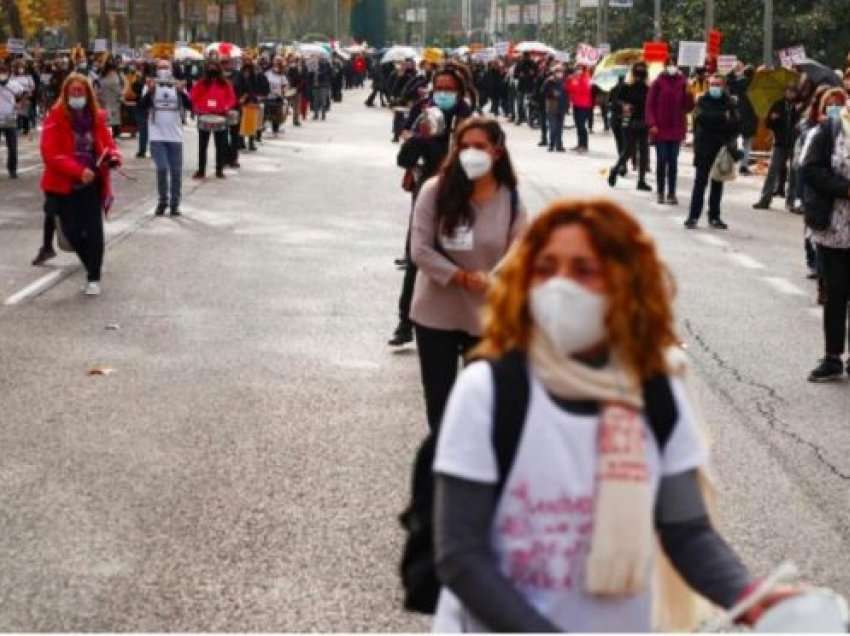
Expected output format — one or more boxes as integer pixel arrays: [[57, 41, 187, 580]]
[[693, 93, 740, 169], [233, 71, 270, 104], [727, 74, 758, 137], [618, 81, 649, 126], [801, 118, 850, 231], [766, 98, 800, 148]]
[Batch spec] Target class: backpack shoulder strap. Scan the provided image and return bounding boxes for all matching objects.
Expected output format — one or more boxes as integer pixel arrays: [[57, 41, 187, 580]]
[[489, 349, 531, 497], [642, 375, 678, 452]]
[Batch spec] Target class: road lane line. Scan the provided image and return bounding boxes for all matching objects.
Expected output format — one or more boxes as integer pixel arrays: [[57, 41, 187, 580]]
[[762, 276, 807, 297], [727, 253, 766, 269], [695, 234, 730, 248], [3, 269, 72, 306], [2, 200, 155, 306]]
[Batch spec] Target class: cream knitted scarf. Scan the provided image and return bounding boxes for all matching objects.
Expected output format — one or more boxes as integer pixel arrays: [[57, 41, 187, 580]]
[[528, 329, 653, 598]]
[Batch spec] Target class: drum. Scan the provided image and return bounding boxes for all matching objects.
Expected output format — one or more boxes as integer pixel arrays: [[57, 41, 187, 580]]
[[226, 109, 240, 127], [198, 114, 227, 132], [239, 104, 261, 137]]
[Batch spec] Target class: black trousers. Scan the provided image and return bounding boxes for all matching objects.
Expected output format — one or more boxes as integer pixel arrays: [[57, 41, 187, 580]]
[[198, 128, 227, 174], [613, 126, 649, 181], [42, 197, 56, 250], [228, 124, 241, 164], [53, 184, 103, 282], [414, 323, 479, 433], [688, 164, 725, 222], [611, 119, 624, 158], [1, 127, 17, 175], [819, 245, 850, 356]]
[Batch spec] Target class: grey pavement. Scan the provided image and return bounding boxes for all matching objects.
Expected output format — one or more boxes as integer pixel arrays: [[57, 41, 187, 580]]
[[1, 89, 849, 631]]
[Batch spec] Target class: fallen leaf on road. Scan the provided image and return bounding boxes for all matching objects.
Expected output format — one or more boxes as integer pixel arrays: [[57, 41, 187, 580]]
[[88, 367, 115, 376]]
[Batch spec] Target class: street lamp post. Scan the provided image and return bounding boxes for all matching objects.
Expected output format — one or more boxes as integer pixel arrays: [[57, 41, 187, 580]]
[[653, 0, 661, 41], [705, 0, 714, 36], [763, 0, 773, 67]]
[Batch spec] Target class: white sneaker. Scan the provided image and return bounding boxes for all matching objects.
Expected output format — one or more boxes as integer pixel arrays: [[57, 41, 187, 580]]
[[84, 282, 101, 296]]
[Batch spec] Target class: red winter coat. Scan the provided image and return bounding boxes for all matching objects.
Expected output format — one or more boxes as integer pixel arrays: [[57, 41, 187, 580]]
[[353, 57, 366, 74], [40, 104, 120, 213], [645, 73, 695, 142], [190, 78, 237, 115], [565, 72, 593, 109]]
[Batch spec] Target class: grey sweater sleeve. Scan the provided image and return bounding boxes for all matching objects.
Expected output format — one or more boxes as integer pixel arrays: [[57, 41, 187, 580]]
[[433, 474, 560, 633], [656, 470, 753, 609]]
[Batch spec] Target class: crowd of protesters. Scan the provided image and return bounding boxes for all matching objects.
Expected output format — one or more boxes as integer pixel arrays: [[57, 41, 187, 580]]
[[2, 45, 362, 296]]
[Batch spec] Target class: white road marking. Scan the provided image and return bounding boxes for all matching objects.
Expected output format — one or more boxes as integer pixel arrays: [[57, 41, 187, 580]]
[[3, 269, 70, 306], [695, 234, 730, 248], [762, 276, 808, 297], [727, 253, 766, 269]]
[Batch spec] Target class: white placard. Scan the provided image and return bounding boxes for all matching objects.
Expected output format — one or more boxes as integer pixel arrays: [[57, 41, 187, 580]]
[[717, 54, 738, 74], [677, 40, 706, 67], [608, 0, 633, 6], [598, 42, 611, 57], [506, 5, 520, 24], [540, 0, 556, 24], [494, 41, 511, 56], [6, 38, 25, 54], [94, 38, 108, 53], [524, 4, 539, 24], [576, 42, 600, 65], [778, 45, 806, 69]]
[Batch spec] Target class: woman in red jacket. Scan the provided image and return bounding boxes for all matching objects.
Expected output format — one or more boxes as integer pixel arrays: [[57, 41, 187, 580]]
[[189, 59, 236, 179], [40, 73, 121, 296], [565, 64, 593, 153]]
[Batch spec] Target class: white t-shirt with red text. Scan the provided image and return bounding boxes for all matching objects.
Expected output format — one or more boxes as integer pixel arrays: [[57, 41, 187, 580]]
[[433, 361, 707, 632]]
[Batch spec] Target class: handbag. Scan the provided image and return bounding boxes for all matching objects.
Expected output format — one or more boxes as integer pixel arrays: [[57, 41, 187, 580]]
[[710, 145, 737, 182], [401, 168, 416, 193]]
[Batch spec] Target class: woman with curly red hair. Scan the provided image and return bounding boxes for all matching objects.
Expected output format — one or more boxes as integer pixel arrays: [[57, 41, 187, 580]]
[[431, 199, 796, 631]]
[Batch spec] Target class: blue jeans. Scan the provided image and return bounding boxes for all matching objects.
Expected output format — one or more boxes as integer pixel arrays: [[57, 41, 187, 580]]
[[655, 141, 681, 197], [149, 141, 183, 208], [573, 107, 591, 149]]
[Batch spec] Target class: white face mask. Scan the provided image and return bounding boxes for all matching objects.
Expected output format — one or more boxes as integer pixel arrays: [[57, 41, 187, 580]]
[[666, 65, 678, 76], [157, 69, 172, 81], [69, 96, 87, 110], [529, 277, 607, 357], [458, 148, 493, 181]]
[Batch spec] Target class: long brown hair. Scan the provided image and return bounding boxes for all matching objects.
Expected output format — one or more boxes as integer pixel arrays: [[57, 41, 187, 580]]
[[475, 199, 678, 382], [58, 72, 100, 117], [434, 117, 517, 236]]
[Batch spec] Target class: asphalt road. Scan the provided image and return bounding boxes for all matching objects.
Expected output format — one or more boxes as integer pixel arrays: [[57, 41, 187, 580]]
[[1, 88, 849, 630]]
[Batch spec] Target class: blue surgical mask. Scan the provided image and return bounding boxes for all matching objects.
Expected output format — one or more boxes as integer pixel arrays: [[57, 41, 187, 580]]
[[69, 96, 87, 110], [433, 91, 458, 111], [827, 105, 843, 121], [709, 86, 723, 99]]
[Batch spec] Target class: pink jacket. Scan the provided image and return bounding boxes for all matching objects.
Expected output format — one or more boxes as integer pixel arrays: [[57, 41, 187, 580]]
[[645, 73, 695, 142], [565, 72, 593, 109]]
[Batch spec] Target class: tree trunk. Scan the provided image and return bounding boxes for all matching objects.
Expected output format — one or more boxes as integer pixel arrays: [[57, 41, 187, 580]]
[[2, 0, 25, 38], [70, 0, 90, 44]]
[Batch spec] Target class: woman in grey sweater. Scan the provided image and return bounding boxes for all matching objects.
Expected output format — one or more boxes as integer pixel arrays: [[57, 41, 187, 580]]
[[410, 117, 527, 433]]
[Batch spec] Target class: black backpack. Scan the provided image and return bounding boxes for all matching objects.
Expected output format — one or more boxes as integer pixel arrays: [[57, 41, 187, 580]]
[[398, 349, 678, 615]]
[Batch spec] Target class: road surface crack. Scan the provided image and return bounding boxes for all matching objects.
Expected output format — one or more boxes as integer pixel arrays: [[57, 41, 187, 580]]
[[683, 319, 850, 481]]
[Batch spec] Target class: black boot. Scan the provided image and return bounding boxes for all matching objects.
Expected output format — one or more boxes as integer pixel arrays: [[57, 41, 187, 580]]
[[388, 321, 414, 347]]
